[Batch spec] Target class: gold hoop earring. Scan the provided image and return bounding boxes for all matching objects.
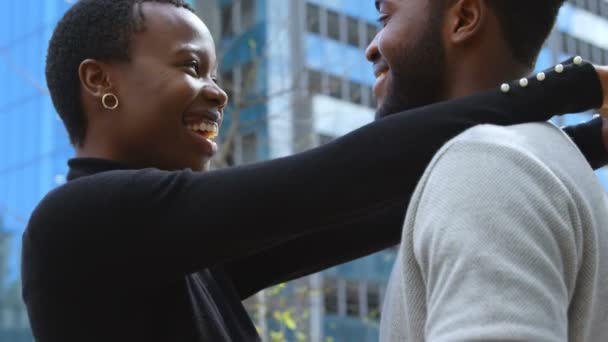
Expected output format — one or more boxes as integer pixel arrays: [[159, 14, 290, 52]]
[[102, 93, 119, 110]]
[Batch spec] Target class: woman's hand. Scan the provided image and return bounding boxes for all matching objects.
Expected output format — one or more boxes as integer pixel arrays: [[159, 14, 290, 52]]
[[593, 65, 608, 153], [595, 65, 608, 118], [603, 117, 608, 154]]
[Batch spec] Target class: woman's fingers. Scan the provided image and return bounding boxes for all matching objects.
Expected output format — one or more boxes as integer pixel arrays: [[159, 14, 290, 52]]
[[594, 65, 608, 117]]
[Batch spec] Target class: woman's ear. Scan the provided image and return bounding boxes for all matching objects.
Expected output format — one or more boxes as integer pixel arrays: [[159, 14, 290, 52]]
[[78, 59, 113, 98]]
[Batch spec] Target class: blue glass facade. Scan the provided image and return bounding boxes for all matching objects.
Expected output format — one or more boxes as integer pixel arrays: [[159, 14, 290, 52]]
[[305, 34, 375, 86], [306, 0, 378, 23], [217, 0, 270, 161], [0, 0, 73, 283]]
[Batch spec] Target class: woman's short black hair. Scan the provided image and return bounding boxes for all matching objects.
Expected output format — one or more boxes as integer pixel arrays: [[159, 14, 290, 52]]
[[46, 0, 194, 146]]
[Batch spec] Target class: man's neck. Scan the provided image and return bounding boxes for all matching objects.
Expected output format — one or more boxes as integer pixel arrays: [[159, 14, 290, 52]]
[[444, 56, 531, 101]]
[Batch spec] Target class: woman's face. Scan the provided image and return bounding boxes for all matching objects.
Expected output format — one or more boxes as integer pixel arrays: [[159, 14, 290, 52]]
[[107, 2, 227, 171]]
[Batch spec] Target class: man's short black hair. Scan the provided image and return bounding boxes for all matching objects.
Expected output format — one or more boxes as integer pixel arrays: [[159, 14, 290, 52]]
[[431, 0, 565, 68], [486, 0, 566, 68], [46, 0, 194, 146]]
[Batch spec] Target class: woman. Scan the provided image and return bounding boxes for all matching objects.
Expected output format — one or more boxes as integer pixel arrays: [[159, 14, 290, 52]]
[[23, 0, 608, 341]]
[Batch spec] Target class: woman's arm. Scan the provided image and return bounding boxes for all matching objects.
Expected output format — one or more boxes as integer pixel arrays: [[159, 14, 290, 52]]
[[560, 63, 608, 169], [224, 59, 608, 298], [563, 117, 607, 169], [24, 59, 604, 289]]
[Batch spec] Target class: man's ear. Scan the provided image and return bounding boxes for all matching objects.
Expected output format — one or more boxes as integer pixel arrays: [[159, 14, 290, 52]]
[[78, 59, 114, 98], [443, 0, 486, 45]]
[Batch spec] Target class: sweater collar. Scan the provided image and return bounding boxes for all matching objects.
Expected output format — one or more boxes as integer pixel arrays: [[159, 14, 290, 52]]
[[67, 158, 135, 181]]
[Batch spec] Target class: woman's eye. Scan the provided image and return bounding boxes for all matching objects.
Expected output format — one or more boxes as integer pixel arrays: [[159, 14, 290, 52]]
[[185, 61, 199, 75]]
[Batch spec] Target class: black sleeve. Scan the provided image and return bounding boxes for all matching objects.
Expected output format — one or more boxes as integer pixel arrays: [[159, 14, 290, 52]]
[[563, 117, 608, 169], [223, 60, 607, 298], [224, 200, 407, 299], [26, 59, 603, 290]]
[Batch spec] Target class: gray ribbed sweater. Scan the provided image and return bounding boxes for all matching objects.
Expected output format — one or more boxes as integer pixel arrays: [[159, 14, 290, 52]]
[[380, 123, 608, 341]]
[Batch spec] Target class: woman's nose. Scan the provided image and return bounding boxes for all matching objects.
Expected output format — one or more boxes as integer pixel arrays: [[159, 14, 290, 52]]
[[201, 82, 228, 108]]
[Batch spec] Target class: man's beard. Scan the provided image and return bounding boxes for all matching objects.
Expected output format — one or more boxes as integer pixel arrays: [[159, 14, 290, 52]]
[[376, 22, 446, 119]]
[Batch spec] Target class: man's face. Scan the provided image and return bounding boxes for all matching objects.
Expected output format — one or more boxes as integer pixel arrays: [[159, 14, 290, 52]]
[[107, 2, 228, 171], [366, 0, 447, 119]]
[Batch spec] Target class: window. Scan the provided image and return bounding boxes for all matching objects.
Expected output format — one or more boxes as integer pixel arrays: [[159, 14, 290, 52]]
[[370, 90, 377, 109], [366, 22, 379, 47], [308, 70, 368, 105], [221, 5, 233, 36], [572, 0, 588, 11], [367, 284, 381, 321], [306, 3, 321, 34], [577, 39, 591, 60], [592, 45, 603, 64], [346, 17, 359, 47], [602, 1, 608, 17], [218, 139, 235, 167], [364, 85, 376, 109], [346, 281, 360, 317], [561, 33, 577, 56], [327, 10, 340, 41], [319, 134, 334, 145], [324, 278, 338, 315], [241, 132, 258, 164], [348, 81, 363, 105], [308, 69, 322, 94], [328, 74, 341, 99], [221, 71, 235, 103], [242, 62, 257, 95], [588, 0, 600, 13], [241, 0, 256, 30]]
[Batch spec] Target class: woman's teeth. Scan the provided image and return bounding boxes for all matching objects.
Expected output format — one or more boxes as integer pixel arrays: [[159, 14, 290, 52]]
[[187, 121, 219, 139]]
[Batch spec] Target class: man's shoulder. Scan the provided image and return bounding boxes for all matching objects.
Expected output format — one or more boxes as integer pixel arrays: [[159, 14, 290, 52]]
[[450, 122, 570, 155], [438, 122, 590, 177], [417, 121, 602, 218], [406, 121, 598, 249]]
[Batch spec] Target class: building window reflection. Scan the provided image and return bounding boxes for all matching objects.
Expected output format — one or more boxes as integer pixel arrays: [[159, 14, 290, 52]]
[[221, 5, 233, 37], [323, 277, 383, 321], [241, 0, 256, 30]]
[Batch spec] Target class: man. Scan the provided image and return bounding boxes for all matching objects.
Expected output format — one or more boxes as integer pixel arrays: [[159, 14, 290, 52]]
[[367, 0, 608, 340]]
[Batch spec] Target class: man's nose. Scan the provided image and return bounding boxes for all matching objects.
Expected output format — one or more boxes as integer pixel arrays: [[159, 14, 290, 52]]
[[365, 32, 381, 63]]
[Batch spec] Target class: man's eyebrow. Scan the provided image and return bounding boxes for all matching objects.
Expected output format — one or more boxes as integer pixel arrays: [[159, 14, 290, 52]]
[[375, 0, 385, 11]]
